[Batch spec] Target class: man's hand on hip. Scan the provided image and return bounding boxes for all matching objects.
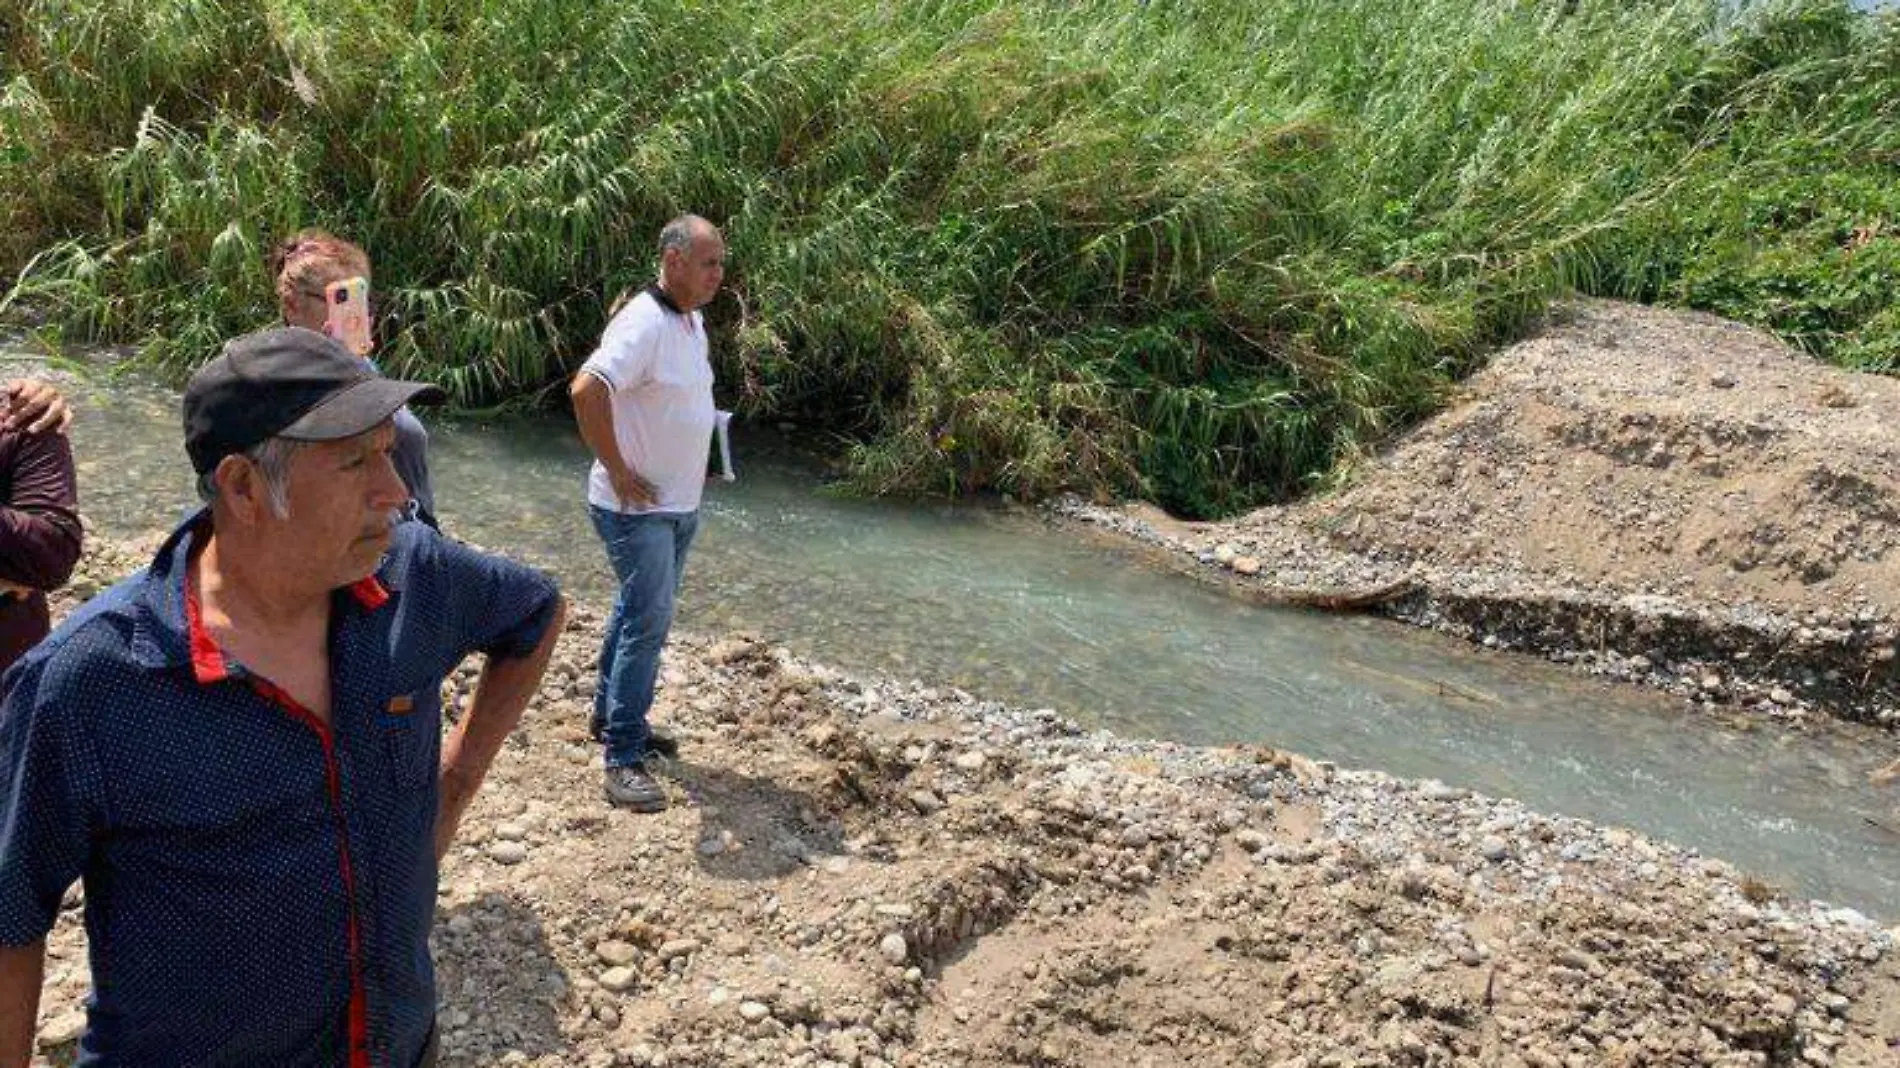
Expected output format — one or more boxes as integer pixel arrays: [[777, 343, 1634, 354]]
[[609, 465, 657, 510]]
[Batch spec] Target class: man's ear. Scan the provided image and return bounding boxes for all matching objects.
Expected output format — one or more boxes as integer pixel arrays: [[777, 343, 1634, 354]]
[[212, 453, 267, 524]]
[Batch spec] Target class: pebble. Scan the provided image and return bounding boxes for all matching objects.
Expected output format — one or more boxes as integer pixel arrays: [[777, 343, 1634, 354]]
[[1557, 948, 1602, 975], [658, 939, 700, 962], [487, 841, 529, 865], [596, 940, 638, 966], [600, 967, 637, 992], [1479, 835, 1510, 862], [879, 933, 909, 966], [739, 1001, 772, 1023]]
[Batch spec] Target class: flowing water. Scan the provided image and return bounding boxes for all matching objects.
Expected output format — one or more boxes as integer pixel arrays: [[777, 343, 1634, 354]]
[[41, 365, 1900, 917]]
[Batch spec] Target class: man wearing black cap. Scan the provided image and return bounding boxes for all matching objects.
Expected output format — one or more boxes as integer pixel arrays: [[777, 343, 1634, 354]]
[[0, 327, 564, 1068]]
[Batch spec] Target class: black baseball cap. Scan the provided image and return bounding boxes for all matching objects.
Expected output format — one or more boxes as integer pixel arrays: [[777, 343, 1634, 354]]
[[183, 327, 445, 476]]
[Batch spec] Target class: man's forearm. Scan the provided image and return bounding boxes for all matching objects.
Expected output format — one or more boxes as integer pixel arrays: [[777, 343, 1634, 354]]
[[570, 376, 632, 479], [436, 598, 567, 855], [0, 941, 46, 1068], [0, 508, 82, 592]]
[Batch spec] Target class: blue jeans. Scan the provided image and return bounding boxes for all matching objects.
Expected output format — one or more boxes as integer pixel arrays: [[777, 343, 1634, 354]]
[[589, 506, 699, 767]]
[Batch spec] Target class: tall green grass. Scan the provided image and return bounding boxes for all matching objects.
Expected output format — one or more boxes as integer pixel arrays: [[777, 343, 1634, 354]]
[[2, 0, 1895, 516]]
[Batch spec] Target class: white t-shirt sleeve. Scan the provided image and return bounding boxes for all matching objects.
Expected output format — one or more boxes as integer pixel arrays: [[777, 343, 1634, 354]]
[[580, 311, 659, 391]]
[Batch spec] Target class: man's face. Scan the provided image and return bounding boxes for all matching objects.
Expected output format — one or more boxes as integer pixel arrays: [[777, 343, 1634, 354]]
[[663, 232, 726, 311], [267, 423, 408, 589]]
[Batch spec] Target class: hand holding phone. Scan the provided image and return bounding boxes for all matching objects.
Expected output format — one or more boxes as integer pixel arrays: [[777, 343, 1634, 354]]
[[323, 276, 373, 356]]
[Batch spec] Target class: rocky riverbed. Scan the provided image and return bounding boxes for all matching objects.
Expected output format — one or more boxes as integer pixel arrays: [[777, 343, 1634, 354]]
[[1058, 302, 1900, 731], [29, 535, 1900, 1067]]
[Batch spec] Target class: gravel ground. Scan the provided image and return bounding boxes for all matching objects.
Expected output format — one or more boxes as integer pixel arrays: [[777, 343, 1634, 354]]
[[27, 536, 1900, 1067]]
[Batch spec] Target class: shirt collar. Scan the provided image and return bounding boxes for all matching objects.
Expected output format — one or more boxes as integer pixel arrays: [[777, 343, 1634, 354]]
[[645, 282, 687, 316], [131, 508, 393, 676]]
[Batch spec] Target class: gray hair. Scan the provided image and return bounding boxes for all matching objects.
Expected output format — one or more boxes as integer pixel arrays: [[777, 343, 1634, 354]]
[[197, 436, 302, 520], [658, 214, 715, 256]]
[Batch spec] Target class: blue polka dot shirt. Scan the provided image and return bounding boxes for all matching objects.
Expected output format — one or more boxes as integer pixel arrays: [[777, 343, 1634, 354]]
[[0, 510, 560, 1067]]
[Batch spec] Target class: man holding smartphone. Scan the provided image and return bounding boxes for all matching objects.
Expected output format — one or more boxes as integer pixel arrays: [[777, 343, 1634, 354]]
[[271, 231, 440, 529], [570, 215, 725, 812]]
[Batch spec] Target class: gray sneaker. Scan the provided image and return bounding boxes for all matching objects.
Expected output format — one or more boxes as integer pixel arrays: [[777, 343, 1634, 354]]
[[603, 763, 668, 812]]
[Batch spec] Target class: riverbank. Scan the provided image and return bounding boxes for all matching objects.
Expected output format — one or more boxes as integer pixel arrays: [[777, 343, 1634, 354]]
[[1059, 301, 1900, 731], [28, 534, 1900, 1066]]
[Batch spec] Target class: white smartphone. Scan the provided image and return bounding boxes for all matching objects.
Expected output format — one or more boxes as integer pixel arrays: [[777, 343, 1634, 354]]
[[324, 276, 373, 356]]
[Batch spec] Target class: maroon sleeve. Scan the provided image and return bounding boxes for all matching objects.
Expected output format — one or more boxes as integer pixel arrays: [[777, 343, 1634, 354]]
[[0, 430, 82, 591]]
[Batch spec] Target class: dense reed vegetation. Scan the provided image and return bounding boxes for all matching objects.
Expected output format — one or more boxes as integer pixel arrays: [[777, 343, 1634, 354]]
[[2, 0, 1895, 516]]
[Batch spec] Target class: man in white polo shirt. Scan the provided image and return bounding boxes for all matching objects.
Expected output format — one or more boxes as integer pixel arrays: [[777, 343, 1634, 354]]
[[571, 215, 724, 811]]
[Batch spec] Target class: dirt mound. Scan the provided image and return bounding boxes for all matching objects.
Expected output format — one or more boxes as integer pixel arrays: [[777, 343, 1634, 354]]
[[1305, 302, 1899, 613]]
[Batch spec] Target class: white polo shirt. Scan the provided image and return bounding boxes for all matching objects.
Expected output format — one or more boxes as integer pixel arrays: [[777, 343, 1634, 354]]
[[579, 286, 716, 514]]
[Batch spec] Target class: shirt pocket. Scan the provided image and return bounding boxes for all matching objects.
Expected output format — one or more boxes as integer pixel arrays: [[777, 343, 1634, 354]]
[[379, 688, 442, 792]]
